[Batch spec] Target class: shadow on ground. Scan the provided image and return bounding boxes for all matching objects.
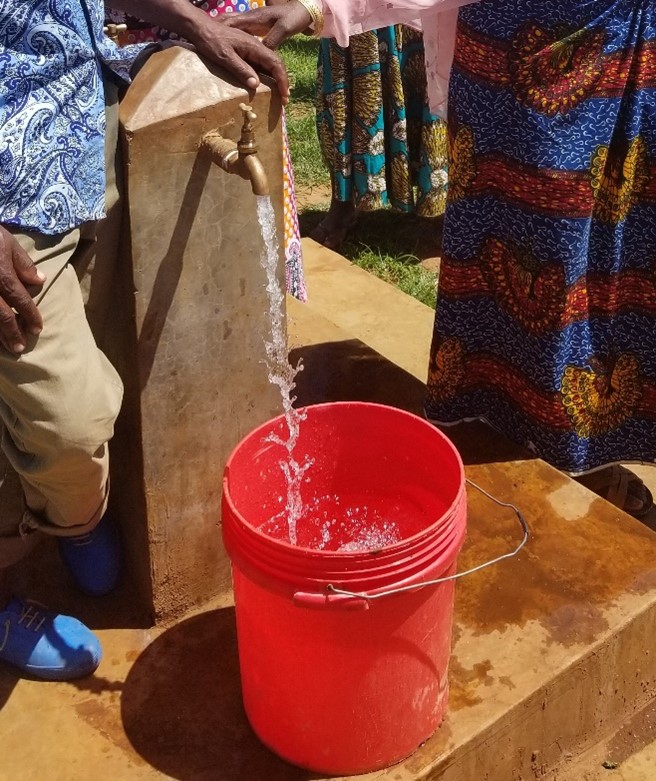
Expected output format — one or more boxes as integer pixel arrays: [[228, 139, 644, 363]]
[[121, 608, 314, 781], [299, 209, 443, 264], [291, 337, 426, 415], [291, 338, 530, 468]]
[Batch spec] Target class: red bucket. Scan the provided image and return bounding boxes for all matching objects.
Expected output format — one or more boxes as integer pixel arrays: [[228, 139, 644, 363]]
[[222, 402, 467, 774]]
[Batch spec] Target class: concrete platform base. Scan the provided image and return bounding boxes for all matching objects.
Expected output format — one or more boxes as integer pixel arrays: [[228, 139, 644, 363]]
[[2, 239, 656, 780]]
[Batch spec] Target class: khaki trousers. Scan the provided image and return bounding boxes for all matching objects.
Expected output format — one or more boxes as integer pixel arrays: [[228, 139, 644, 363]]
[[0, 83, 124, 568]]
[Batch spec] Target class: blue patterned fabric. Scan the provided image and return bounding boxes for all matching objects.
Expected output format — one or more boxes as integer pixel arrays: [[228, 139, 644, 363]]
[[426, 0, 656, 474], [0, 1, 145, 234]]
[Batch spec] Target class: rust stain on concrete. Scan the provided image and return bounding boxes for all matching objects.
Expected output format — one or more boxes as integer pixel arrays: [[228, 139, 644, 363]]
[[542, 602, 609, 646], [74, 698, 145, 766], [447, 658, 495, 710], [455, 463, 656, 647]]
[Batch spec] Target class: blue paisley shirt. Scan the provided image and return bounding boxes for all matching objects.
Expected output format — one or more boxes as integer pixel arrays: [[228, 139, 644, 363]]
[[0, 1, 145, 234]]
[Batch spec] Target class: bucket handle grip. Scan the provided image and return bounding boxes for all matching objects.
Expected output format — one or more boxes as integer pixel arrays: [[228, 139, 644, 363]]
[[327, 479, 529, 602]]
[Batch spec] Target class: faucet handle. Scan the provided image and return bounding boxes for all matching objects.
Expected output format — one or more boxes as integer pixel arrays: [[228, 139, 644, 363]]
[[103, 23, 127, 43], [239, 103, 258, 124], [237, 103, 258, 153]]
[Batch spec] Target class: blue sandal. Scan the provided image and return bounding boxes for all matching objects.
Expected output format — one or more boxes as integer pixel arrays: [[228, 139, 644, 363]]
[[0, 598, 101, 680]]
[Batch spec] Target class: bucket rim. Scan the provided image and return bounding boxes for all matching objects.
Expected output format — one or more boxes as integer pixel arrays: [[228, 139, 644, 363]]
[[222, 400, 466, 559]]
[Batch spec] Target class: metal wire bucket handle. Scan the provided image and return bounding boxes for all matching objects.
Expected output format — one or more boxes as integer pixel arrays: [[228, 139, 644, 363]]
[[326, 479, 529, 602]]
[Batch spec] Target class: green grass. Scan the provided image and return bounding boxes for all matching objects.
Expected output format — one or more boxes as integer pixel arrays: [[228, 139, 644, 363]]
[[301, 209, 441, 309], [280, 37, 440, 308], [348, 245, 438, 308], [343, 211, 441, 309], [280, 38, 328, 188], [285, 108, 328, 187], [280, 36, 321, 105]]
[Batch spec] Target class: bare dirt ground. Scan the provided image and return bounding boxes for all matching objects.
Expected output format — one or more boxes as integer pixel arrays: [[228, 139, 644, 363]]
[[295, 182, 332, 211]]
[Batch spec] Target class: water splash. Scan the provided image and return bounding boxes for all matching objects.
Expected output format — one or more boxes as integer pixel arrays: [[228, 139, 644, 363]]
[[337, 522, 401, 553], [256, 196, 312, 545], [258, 493, 404, 552]]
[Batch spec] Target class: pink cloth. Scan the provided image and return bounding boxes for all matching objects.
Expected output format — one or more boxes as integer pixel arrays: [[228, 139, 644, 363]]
[[321, 0, 481, 118]]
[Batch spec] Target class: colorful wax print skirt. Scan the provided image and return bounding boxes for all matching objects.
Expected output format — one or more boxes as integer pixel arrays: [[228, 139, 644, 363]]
[[426, 0, 656, 474], [316, 26, 448, 217], [108, 0, 307, 301]]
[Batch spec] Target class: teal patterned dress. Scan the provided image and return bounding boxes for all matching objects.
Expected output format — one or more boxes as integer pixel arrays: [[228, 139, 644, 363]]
[[316, 25, 448, 217]]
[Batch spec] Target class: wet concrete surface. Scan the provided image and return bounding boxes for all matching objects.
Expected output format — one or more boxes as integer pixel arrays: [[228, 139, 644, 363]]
[[3, 244, 656, 780], [5, 442, 655, 780]]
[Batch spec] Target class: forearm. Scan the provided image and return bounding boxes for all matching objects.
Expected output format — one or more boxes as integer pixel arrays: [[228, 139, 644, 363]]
[[110, 0, 211, 39], [112, 0, 291, 101]]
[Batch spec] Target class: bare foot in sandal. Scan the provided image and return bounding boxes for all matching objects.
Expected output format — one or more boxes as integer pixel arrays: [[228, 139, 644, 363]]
[[576, 465, 654, 519], [310, 199, 357, 252]]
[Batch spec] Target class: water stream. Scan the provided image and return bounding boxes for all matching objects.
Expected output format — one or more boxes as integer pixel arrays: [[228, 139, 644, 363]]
[[256, 196, 402, 552], [256, 196, 312, 546]]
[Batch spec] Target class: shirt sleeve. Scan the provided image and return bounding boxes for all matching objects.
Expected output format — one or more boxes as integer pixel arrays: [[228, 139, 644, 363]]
[[321, 0, 480, 45]]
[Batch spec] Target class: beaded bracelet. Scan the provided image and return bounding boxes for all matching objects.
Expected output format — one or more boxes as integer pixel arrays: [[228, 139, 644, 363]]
[[297, 0, 324, 37]]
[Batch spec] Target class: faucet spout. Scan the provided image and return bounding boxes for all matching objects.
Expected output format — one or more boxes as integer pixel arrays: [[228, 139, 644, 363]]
[[241, 153, 270, 197]]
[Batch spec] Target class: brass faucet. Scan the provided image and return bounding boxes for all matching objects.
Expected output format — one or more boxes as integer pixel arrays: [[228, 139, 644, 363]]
[[103, 23, 127, 44], [201, 103, 270, 197]]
